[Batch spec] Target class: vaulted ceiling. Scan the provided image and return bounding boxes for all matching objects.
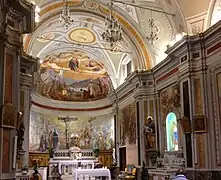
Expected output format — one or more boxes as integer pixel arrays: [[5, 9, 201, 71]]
[[24, 0, 221, 108]]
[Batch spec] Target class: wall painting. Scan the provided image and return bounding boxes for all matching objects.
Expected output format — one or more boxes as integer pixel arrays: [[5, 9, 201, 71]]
[[29, 111, 114, 151], [37, 51, 111, 102], [119, 103, 136, 146]]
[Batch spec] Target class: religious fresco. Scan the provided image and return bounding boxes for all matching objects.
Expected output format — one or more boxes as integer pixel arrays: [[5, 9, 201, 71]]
[[29, 111, 114, 151], [160, 84, 180, 121], [119, 103, 136, 146], [166, 112, 178, 151], [36, 51, 111, 101]]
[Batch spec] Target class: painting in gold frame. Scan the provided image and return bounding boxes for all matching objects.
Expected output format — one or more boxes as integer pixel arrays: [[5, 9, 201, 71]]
[[193, 114, 206, 133], [0, 103, 17, 128]]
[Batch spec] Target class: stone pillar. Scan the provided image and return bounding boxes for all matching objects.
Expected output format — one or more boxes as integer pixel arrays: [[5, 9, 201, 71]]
[[137, 99, 145, 166], [20, 83, 31, 168]]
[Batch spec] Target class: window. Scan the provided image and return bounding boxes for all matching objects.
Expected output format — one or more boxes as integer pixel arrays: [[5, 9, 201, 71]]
[[126, 61, 131, 76], [166, 112, 178, 151]]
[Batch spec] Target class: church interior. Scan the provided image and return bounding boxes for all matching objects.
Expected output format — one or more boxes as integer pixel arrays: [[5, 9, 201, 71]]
[[1, 0, 221, 180]]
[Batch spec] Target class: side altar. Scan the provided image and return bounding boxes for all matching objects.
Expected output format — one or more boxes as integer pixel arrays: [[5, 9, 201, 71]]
[[148, 151, 185, 180]]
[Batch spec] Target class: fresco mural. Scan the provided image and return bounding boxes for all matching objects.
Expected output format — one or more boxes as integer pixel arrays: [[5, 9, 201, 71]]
[[36, 51, 111, 101], [119, 103, 136, 146], [29, 111, 114, 151]]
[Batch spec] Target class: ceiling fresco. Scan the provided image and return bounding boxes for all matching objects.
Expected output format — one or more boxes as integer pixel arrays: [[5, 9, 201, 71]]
[[37, 51, 111, 102], [24, 0, 194, 105], [69, 28, 96, 44]]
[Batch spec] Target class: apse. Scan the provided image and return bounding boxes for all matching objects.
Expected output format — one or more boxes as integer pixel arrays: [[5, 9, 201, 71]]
[[36, 50, 112, 102]]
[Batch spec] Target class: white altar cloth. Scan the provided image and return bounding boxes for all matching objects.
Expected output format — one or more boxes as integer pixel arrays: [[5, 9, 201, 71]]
[[58, 160, 94, 174], [74, 169, 111, 180]]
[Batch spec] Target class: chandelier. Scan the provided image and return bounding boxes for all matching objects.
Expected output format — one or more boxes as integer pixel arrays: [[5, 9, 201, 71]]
[[101, 0, 123, 50], [146, 11, 159, 46], [60, 0, 73, 30]]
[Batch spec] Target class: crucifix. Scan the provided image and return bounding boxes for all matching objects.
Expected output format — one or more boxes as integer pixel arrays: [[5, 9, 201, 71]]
[[58, 116, 78, 149]]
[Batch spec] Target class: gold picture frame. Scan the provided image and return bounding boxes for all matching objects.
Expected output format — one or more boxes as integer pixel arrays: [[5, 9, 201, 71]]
[[193, 114, 206, 133], [0, 103, 17, 128]]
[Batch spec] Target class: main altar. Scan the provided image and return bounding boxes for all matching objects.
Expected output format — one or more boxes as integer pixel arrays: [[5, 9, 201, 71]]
[[47, 133, 111, 180], [16, 114, 115, 180]]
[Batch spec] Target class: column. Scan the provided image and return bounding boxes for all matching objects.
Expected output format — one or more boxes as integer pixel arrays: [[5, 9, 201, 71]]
[[20, 74, 32, 168], [135, 97, 147, 166], [0, 35, 5, 179]]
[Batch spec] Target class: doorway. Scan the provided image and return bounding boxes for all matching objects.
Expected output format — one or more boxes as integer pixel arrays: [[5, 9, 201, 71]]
[[120, 147, 126, 171]]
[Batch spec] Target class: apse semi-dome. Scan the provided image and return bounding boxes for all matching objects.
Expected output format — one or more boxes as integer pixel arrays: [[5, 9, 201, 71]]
[[36, 50, 111, 102]]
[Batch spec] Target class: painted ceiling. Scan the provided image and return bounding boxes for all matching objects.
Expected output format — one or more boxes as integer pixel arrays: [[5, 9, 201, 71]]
[[25, 0, 221, 105], [37, 50, 111, 102]]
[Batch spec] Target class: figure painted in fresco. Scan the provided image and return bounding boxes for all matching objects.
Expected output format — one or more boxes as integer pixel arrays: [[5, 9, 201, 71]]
[[48, 130, 53, 148], [39, 134, 45, 151], [69, 57, 79, 71], [166, 112, 178, 151], [53, 129, 59, 149], [88, 80, 95, 97], [105, 131, 113, 150]]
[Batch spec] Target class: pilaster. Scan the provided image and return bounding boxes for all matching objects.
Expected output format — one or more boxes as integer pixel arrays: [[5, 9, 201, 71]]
[[20, 74, 32, 168]]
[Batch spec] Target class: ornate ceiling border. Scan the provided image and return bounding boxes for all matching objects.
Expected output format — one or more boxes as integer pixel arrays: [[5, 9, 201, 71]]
[[26, 1, 151, 69]]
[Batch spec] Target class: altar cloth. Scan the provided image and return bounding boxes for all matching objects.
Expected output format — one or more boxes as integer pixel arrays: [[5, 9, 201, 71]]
[[74, 169, 111, 180]]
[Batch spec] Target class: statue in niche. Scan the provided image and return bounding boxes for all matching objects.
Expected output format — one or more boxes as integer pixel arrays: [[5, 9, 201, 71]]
[[144, 116, 156, 150], [52, 129, 59, 150], [17, 122, 25, 150], [144, 116, 155, 133]]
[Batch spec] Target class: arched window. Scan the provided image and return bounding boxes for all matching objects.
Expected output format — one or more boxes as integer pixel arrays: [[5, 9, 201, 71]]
[[166, 112, 178, 151]]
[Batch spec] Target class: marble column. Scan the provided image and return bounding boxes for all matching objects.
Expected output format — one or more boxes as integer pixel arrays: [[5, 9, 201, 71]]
[[135, 98, 145, 166], [20, 74, 32, 168]]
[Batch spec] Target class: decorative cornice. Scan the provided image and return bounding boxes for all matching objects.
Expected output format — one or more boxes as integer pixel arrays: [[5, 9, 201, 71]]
[[31, 100, 113, 112]]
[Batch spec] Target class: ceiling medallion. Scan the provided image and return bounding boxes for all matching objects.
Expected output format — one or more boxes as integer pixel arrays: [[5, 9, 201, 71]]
[[69, 28, 96, 44]]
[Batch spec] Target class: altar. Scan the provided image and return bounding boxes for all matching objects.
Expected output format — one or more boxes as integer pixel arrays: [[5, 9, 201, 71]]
[[148, 151, 185, 180], [49, 147, 111, 180]]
